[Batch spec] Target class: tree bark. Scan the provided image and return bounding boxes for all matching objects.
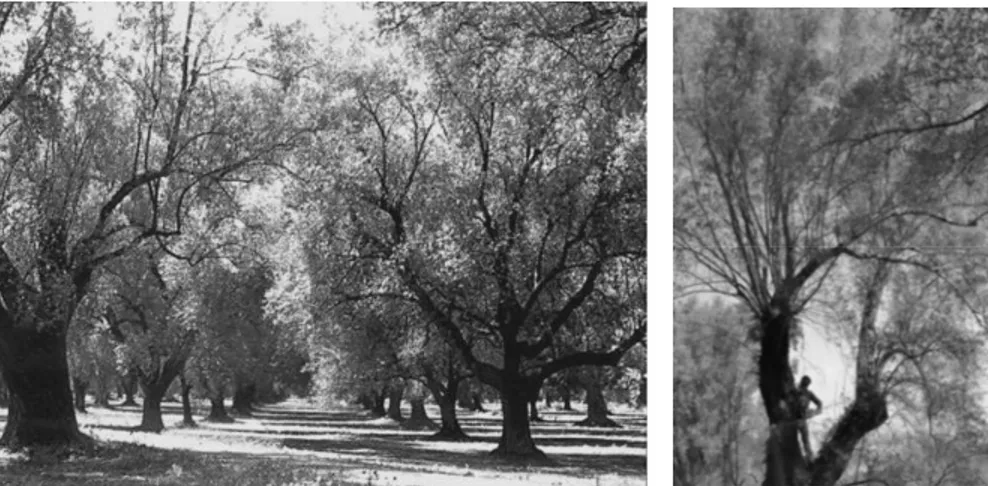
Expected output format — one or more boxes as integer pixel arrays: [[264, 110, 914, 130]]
[[424, 370, 469, 440], [93, 386, 111, 408], [803, 263, 890, 486], [637, 373, 646, 408], [232, 381, 255, 416], [490, 378, 545, 461], [530, 379, 544, 422], [179, 374, 196, 428], [0, 375, 8, 408], [121, 371, 138, 406], [434, 393, 468, 440], [207, 393, 233, 422], [402, 398, 437, 430], [370, 388, 386, 416], [73, 376, 88, 414], [387, 385, 405, 422], [577, 374, 620, 427], [471, 393, 485, 412], [758, 269, 889, 486], [561, 384, 572, 411], [0, 326, 88, 449], [759, 310, 805, 486], [138, 384, 166, 433], [457, 380, 472, 410], [529, 397, 542, 422]]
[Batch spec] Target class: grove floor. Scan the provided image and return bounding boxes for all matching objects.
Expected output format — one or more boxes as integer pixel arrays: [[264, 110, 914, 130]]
[[0, 398, 647, 485]]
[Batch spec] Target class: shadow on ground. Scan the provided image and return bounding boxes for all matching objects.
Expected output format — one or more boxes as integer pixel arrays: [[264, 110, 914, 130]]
[[0, 400, 647, 484]]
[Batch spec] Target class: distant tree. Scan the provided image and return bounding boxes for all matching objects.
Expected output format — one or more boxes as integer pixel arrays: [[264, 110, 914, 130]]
[[67, 318, 118, 413], [103, 250, 197, 433]]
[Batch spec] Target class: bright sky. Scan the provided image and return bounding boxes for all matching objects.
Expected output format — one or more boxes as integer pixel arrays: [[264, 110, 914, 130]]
[[72, 2, 379, 53]]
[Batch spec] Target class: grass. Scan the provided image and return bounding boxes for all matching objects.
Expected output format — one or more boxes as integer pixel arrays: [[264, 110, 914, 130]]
[[0, 398, 646, 485]]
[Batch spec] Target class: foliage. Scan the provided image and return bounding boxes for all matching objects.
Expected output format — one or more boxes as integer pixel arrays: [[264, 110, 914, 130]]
[[673, 299, 764, 486]]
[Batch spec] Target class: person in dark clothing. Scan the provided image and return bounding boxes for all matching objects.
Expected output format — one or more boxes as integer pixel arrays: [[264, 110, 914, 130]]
[[795, 375, 822, 460]]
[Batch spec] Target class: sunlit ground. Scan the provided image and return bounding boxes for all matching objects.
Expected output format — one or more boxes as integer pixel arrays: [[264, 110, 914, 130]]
[[0, 398, 646, 485]]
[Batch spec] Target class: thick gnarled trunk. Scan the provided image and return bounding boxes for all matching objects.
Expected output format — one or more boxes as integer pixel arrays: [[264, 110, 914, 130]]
[[402, 398, 437, 430], [436, 395, 467, 439], [424, 374, 468, 440], [491, 381, 544, 460], [578, 373, 620, 428], [139, 384, 166, 432], [759, 310, 805, 486], [761, 263, 890, 486], [0, 325, 87, 449], [207, 392, 232, 422]]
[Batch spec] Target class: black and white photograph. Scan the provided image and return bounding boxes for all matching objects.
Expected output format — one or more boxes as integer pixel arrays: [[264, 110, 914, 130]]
[[0, 2, 648, 485], [675, 7, 988, 486]]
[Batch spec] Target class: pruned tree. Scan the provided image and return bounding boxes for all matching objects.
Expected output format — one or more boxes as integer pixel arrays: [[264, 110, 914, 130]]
[[675, 8, 988, 485], [103, 249, 198, 433]]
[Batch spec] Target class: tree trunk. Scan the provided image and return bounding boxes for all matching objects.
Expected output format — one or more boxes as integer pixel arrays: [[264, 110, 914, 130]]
[[73, 377, 88, 414], [402, 398, 437, 430], [370, 389, 386, 417], [138, 384, 166, 433], [387, 385, 405, 422], [94, 388, 111, 408], [179, 374, 196, 428], [121, 371, 138, 407], [759, 310, 805, 486], [0, 376, 8, 408], [92, 374, 111, 408], [424, 373, 469, 440], [637, 373, 646, 408], [490, 378, 545, 461], [357, 393, 374, 410], [471, 393, 485, 412], [232, 381, 255, 416], [802, 263, 890, 486], [457, 380, 472, 410], [561, 385, 572, 411], [207, 394, 233, 422], [434, 393, 468, 440], [0, 326, 88, 449], [529, 398, 542, 422], [530, 379, 544, 422], [577, 375, 620, 427]]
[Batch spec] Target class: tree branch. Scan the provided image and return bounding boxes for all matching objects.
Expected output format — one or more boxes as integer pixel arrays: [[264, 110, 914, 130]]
[[538, 323, 645, 380]]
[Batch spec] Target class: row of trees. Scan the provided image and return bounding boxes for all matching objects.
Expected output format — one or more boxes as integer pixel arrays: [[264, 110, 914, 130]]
[[676, 8, 988, 486], [0, 2, 647, 462]]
